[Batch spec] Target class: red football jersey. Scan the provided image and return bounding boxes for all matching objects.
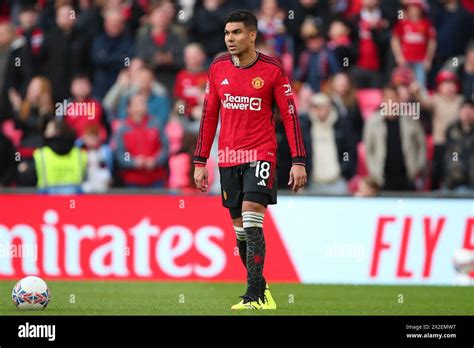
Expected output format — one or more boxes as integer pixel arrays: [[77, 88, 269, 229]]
[[193, 52, 306, 167], [393, 18, 436, 62]]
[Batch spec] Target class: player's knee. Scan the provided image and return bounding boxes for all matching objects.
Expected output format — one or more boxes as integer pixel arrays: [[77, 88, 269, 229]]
[[232, 217, 242, 227], [242, 201, 266, 213]]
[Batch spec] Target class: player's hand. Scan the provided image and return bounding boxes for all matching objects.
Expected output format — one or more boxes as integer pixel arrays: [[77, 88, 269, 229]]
[[288, 165, 307, 193], [194, 166, 209, 192]]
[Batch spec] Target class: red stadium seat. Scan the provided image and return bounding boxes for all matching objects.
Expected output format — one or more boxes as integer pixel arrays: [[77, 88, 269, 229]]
[[356, 89, 382, 120], [356, 142, 368, 176], [2, 119, 22, 147]]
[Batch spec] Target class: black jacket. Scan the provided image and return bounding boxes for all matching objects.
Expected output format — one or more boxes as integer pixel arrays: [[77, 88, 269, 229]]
[[41, 27, 90, 102], [0, 131, 17, 186]]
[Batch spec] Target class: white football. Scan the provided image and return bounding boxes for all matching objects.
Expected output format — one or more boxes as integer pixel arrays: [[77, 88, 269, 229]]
[[12, 276, 51, 310], [453, 249, 474, 274]]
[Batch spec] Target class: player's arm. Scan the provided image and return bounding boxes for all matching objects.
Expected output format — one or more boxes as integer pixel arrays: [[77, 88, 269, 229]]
[[193, 65, 220, 192], [273, 70, 307, 193]]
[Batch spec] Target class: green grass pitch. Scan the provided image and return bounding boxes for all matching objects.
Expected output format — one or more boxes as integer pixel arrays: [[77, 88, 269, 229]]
[[1, 280, 473, 315]]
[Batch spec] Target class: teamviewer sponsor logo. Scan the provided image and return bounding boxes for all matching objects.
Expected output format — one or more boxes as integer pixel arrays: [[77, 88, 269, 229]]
[[221, 94, 262, 111]]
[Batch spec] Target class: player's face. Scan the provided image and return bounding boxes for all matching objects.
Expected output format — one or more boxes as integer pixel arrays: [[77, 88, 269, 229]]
[[224, 22, 256, 56]]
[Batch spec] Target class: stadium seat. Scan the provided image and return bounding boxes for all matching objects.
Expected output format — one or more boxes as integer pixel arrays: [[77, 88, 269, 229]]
[[356, 142, 368, 176], [2, 119, 22, 147], [356, 89, 382, 120], [169, 153, 191, 189], [165, 119, 184, 156]]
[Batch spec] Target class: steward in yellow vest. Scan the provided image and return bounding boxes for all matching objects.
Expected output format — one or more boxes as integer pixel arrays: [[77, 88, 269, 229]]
[[33, 120, 87, 194]]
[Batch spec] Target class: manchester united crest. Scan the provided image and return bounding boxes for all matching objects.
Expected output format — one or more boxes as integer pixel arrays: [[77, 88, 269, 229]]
[[252, 77, 264, 89]]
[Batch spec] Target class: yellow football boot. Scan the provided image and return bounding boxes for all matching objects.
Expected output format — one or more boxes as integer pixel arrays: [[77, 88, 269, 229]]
[[231, 295, 265, 310], [262, 284, 277, 310]]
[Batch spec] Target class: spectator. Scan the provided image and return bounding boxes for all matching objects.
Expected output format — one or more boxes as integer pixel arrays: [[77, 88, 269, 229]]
[[75, 0, 101, 40], [33, 119, 87, 194], [300, 93, 357, 194], [135, 1, 186, 93], [13, 76, 54, 152], [41, 4, 90, 102], [328, 72, 364, 143], [80, 123, 113, 193], [116, 66, 170, 132], [91, 8, 134, 100], [0, 125, 18, 187], [173, 43, 208, 118], [460, 42, 474, 102], [410, 69, 464, 189], [430, 0, 474, 85], [16, 3, 44, 75], [283, 0, 330, 63], [12, 76, 54, 187], [364, 85, 426, 191], [327, 18, 358, 70], [63, 74, 109, 143], [354, 176, 379, 197], [257, 0, 289, 58], [103, 58, 167, 122], [351, 0, 391, 88], [114, 93, 169, 188], [391, 0, 436, 87], [0, 21, 15, 120], [443, 40, 474, 102], [443, 100, 474, 191], [189, 0, 232, 60], [391, 66, 431, 135], [295, 18, 341, 92], [101, 0, 147, 37]]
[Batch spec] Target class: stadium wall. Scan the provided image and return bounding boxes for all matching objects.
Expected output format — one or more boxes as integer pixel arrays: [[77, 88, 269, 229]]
[[0, 195, 472, 285]]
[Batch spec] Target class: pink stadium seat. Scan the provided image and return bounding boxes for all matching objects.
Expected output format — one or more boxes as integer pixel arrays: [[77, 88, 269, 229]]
[[169, 153, 190, 189], [165, 119, 184, 156], [356, 89, 382, 120], [2, 119, 22, 147], [426, 135, 434, 162], [348, 175, 361, 194], [169, 153, 216, 189], [356, 142, 368, 176]]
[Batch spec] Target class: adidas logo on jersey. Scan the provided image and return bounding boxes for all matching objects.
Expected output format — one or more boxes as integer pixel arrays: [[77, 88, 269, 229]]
[[221, 79, 229, 85], [257, 180, 266, 187]]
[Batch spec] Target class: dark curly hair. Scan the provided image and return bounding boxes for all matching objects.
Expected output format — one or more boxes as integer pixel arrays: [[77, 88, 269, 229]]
[[225, 10, 258, 31]]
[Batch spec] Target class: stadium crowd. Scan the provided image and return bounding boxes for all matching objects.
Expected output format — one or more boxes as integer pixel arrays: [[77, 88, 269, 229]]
[[0, 0, 473, 194]]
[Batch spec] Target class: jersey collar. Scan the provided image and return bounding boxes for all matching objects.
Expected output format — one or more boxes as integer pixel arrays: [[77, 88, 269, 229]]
[[230, 51, 260, 69]]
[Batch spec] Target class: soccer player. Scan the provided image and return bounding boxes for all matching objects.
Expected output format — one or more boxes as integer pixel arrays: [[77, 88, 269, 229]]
[[193, 10, 307, 310]]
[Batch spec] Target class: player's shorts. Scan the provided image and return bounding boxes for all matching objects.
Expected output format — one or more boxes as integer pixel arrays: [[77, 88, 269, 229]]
[[219, 160, 278, 209]]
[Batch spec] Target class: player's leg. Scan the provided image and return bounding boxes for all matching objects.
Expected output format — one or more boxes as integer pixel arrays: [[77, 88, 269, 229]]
[[229, 208, 247, 268], [241, 196, 267, 301], [240, 161, 278, 309], [230, 206, 268, 294]]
